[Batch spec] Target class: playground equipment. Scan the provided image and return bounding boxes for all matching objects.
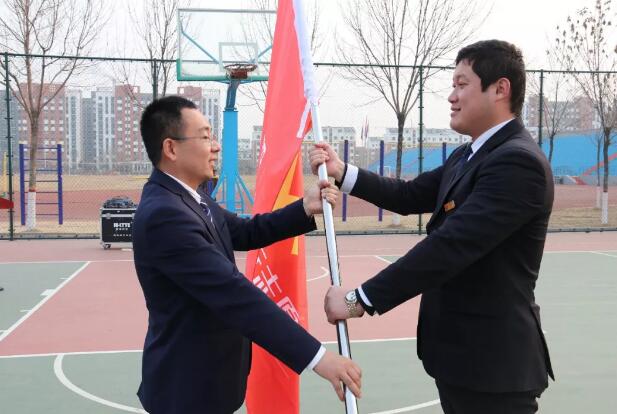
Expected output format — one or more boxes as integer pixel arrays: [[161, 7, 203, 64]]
[[1, 151, 7, 198], [19, 143, 63, 225], [0, 152, 12, 210]]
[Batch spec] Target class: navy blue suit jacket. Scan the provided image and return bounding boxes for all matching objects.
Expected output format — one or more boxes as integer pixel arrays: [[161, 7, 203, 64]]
[[132, 168, 321, 414], [352, 119, 555, 393]]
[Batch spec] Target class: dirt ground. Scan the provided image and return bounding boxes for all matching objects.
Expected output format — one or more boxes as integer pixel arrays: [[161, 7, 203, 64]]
[[1, 174, 616, 236]]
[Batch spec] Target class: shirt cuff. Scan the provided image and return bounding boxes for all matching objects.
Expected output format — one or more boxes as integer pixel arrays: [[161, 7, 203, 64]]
[[339, 164, 359, 194], [357, 286, 373, 307], [306, 345, 326, 371]]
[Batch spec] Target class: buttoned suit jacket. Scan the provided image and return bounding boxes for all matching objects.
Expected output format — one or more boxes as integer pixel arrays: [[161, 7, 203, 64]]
[[132, 168, 320, 414], [352, 119, 555, 392]]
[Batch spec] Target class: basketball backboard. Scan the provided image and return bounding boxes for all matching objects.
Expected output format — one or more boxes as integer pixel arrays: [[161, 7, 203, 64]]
[[177, 8, 276, 82]]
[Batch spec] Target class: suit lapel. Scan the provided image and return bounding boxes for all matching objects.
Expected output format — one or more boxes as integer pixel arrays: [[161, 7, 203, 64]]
[[149, 169, 228, 254], [432, 119, 524, 226], [198, 192, 235, 260]]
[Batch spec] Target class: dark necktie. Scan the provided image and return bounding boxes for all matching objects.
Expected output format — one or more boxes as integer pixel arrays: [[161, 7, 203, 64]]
[[455, 144, 473, 175]]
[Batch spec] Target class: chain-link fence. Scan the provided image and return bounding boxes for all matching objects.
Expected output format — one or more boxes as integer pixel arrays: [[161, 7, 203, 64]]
[[1, 52, 616, 239]]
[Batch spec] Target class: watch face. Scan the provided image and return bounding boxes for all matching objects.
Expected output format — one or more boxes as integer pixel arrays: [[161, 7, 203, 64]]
[[345, 290, 357, 303]]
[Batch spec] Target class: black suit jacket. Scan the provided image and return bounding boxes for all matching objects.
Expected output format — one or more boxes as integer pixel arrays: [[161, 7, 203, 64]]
[[132, 168, 321, 414], [352, 119, 555, 392]]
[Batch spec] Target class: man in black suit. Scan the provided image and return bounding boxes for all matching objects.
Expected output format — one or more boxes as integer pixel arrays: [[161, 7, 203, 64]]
[[310, 40, 554, 413], [133, 96, 361, 414]]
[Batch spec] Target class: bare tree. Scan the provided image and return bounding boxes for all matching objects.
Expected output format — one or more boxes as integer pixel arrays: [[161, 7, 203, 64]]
[[527, 72, 575, 165], [531, 42, 579, 164], [555, 0, 617, 224], [339, 0, 488, 179], [239, 0, 324, 113], [126, 0, 186, 101], [591, 128, 604, 207], [0, 0, 107, 230]]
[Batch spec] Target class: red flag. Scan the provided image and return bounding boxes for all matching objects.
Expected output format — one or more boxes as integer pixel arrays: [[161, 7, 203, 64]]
[[245, 1, 316, 413]]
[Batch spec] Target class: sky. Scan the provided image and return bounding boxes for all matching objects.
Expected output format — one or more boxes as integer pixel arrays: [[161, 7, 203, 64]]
[[96, 0, 613, 136], [466, 0, 593, 69], [104, 0, 597, 67], [161, 0, 602, 135]]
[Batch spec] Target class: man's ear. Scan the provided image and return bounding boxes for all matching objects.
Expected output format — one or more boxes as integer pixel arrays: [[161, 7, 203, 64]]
[[161, 138, 178, 162], [495, 77, 511, 100]]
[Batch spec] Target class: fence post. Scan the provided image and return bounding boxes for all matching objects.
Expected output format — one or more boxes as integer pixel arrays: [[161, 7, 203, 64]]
[[4, 52, 14, 239], [442, 142, 447, 165], [538, 69, 544, 148], [418, 66, 425, 235], [57, 144, 63, 225], [152, 60, 159, 100], [378, 140, 384, 222], [19, 143, 25, 225], [342, 139, 348, 222]]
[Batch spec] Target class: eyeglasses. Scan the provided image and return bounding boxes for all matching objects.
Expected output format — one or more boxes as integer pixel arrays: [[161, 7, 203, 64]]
[[169, 134, 217, 145]]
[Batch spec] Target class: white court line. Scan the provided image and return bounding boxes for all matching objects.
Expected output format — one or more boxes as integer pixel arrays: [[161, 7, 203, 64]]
[[0, 339, 418, 359], [54, 354, 147, 414], [0, 262, 90, 343], [307, 254, 409, 259], [374, 255, 396, 265], [51, 349, 437, 414], [0, 260, 88, 265], [2, 250, 616, 266], [0, 349, 142, 359], [323, 337, 416, 345], [41, 289, 55, 296], [1, 256, 397, 265], [0, 259, 133, 265], [589, 251, 617, 259], [370, 399, 441, 414], [307, 266, 329, 282], [544, 250, 617, 254]]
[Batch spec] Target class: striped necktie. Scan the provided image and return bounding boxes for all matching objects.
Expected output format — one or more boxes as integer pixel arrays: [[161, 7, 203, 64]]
[[199, 199, 215, 227]]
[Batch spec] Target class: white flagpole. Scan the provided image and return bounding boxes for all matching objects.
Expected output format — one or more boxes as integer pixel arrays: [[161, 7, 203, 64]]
[[312, 104, 359, 414], [292, 1, 359, 412]]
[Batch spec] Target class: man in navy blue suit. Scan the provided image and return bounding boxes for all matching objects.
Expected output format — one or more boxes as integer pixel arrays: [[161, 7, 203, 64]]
[[133, 96, 361, 414], [311, 40, 554, 414]]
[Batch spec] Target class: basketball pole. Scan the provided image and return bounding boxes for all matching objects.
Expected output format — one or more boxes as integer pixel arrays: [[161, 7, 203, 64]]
[[212, 68, 254, 216]]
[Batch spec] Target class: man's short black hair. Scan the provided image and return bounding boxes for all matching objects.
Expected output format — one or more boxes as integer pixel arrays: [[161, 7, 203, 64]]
[[456, 40, 526, 117], [140, 96, 198, 166]]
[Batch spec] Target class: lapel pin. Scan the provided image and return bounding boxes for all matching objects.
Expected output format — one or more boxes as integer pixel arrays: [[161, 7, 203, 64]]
[[444, 200, 456, 212]]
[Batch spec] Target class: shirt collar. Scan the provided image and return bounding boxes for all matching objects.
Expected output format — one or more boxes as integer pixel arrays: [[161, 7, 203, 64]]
[[470, 118, 514, 158], [163, 171, 202, 204]]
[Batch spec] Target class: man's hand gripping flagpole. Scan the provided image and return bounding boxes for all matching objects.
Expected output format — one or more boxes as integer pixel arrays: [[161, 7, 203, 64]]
[[293, 0, 358, 410], [311, 103, 359, 414]]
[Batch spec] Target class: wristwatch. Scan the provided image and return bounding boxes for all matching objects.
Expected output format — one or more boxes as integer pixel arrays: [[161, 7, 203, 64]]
[[344, 290, 364, 318]]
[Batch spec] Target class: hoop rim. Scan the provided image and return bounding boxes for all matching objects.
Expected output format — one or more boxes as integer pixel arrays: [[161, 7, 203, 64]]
[[224, 63, 258, 80]]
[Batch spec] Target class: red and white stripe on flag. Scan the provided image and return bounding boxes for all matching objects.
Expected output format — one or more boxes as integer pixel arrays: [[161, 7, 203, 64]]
[[244, 0, 317, 413]]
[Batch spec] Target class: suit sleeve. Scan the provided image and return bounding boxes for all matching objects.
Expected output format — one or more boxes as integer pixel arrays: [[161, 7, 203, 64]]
[[362, 148, 551, 314], [143, 206, 321, 373], [219, 199, 316, 251], [350, 166, 444, 215]]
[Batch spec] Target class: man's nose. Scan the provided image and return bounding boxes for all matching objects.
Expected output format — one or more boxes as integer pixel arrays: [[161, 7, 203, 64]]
[[448, 89, 457, 103]]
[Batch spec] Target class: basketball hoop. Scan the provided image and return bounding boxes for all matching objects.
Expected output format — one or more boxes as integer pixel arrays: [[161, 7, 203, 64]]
[[224, 63, 257, 80]]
